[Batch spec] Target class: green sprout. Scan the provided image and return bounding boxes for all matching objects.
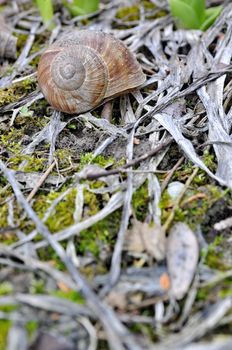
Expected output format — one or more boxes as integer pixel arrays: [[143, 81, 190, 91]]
[[61, 0, 100, 16], [35, 0, 100, 28], [35, 0, 54, 29], [169, 0, 222, 31]]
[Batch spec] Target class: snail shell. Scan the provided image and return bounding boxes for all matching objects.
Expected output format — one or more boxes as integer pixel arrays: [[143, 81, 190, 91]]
[[37, 30, 146, 114]]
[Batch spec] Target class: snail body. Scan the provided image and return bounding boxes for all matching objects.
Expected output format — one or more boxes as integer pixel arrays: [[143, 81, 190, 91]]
[[37, 30, 146, 114]]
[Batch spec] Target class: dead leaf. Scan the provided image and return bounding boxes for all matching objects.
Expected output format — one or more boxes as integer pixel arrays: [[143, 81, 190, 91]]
[[125, 220, 166, 261], [167, 222, 199, 300]]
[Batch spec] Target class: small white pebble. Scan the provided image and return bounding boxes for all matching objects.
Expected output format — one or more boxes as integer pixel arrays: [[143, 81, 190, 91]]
[[167, 181, 185, 199]]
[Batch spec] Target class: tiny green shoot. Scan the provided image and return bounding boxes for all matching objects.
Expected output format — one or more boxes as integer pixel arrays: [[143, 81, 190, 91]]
[[169, 0, 222, 31], [35, 0, 54, 29], [62, 0, 100, 16]]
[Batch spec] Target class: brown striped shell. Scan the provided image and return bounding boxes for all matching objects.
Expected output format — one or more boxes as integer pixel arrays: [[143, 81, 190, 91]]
[[37, 30, 146, 114]]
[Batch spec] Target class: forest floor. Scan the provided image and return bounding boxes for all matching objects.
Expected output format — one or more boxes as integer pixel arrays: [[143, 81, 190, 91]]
[[1, 1, 232, 349]]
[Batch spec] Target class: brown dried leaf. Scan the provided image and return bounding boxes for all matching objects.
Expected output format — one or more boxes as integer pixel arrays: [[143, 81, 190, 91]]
[[125, 220, 166, 261], [167, 222, 199, 300]]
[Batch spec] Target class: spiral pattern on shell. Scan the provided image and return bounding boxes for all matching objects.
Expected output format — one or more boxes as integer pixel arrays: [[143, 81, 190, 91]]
[[37, 30, 146, 114]]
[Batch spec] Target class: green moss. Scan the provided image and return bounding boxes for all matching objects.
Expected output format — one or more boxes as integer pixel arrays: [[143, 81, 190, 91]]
[[197, 277, 232, 302], [0, 128, 23, 153], [116, 5, 140, 21], [159, 191, 173, 222], [0, 87, 22, 107], [83, 187, 100, 215], [80, 152, 114, 169], [159, 155, 225, 228], [0, 320, 10, 350], [26, 320, 38, 339], [29, 279, 46, 294], [197, 238, 232, 300], [16, 27, 49, 65], [0, 282, 13, 296], [19, 78, 36, 94], [132, 182, 149, 221], [130, 322, 158, 342], [0, 78, 36, 107], [175, 152, 217, 187], [23, 155, 47, 172], [55, 149, 74, 169], [77, 209, 121, 256], [204, 236, 230, 270], [0, 204, 8, 231], [7, 154, 47, 172], [219, 279, 232, 298], [51, 290, 84, 304], [34, 189, 76, 232], [205, 250, 227, 270], [0, 304, 17, 313], [33, 190, 61, 218], [196, 287, 211, 301], [16, 34, 28, 53], [47, 188, 75, 229], [1, 128, 48, 171], [116, 1, 166, 22], [161, 183, 224, 228], [203, 151, 217, 172], [32, 180, 121, 257]]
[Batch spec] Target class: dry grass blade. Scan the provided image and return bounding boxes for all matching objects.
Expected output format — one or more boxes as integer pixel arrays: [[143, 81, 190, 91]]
[[26, 161, 56, 202]]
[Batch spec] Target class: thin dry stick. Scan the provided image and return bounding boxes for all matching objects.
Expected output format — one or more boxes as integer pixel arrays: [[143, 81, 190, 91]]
[[108, 127, 135, 289], [161, 156, 185, 192], [81, 137, 173, 180], [26, 161, 56, 202], [163, 167, 199, 232]]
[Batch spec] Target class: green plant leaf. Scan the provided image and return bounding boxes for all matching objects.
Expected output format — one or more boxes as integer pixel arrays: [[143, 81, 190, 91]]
[[35, 0, 54, 29], [62, 0, 99, 16], [191, 0, 205, 23], [181, 0, 205, 23], [200, 6, 222, 31], [169, 0, 203, 29]]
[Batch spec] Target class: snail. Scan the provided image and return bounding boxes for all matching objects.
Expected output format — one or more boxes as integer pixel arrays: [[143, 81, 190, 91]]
[[37, 30, 146, 114]]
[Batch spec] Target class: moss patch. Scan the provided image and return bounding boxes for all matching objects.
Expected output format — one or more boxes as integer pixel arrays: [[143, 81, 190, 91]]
[[0, 320, 11, 350], [116, 1, 166, 22], [0, 78, 36, 107]]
